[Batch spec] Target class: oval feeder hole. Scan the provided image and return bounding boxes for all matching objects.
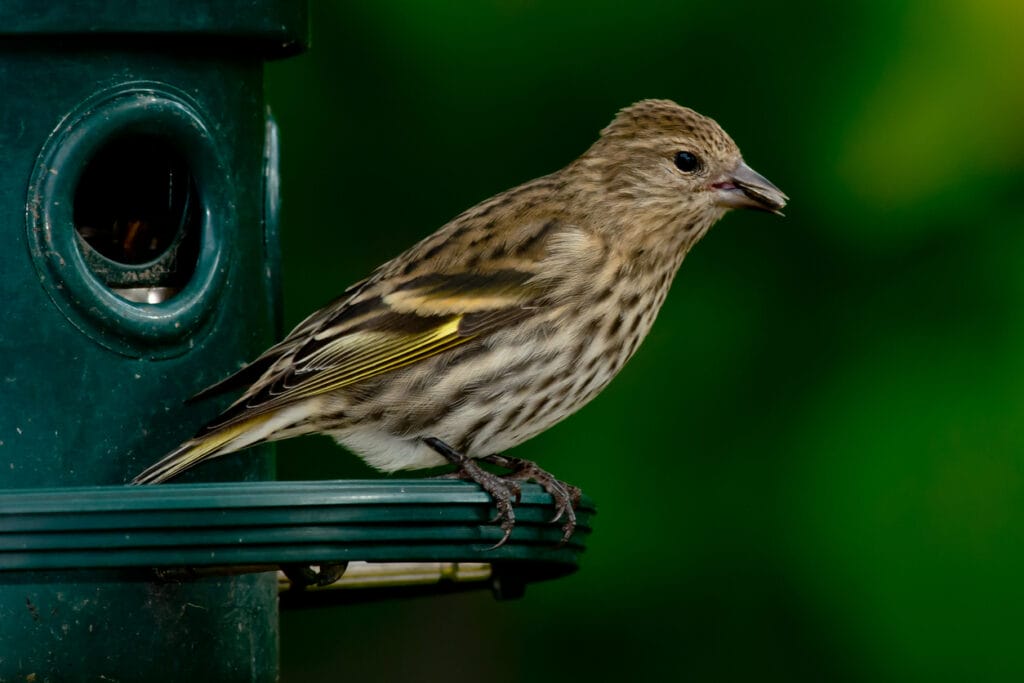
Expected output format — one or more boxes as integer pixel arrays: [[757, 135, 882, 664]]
[[73, 134, 201, 304], [27, 83, 233, 357]]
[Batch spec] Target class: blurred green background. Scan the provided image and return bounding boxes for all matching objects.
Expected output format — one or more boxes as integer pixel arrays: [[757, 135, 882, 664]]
[[266, 1, 1023, 680]]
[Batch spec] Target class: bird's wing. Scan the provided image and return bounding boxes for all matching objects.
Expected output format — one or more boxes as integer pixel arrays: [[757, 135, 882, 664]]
[[187, 276, 374, 403], [204, 265, 547, 430]]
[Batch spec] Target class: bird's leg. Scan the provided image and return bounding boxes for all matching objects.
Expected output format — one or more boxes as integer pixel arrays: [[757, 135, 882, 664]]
[[424, 437, 521, 549], [481, 454, 581, 545]]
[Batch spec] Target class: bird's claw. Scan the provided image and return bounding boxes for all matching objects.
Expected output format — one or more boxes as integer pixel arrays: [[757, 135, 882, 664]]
[[424, 438, 582, 548], [425, 437, 522, 549], [281, 561, 349, 590], [481, 454, 582, 546]]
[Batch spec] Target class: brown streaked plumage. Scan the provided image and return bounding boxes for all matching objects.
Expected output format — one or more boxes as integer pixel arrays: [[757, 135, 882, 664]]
[[133, 99, 787, 547]]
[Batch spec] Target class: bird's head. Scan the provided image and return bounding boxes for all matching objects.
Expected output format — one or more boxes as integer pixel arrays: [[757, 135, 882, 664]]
[[575, 99, 787, 241]]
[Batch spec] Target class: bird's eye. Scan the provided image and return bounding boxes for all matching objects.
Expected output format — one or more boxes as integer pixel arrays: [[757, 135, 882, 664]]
[[674, 151, 701, 173]]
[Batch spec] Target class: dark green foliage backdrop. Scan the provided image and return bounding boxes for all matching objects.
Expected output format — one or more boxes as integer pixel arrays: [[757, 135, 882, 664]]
[[266, 2, 1023, 680]]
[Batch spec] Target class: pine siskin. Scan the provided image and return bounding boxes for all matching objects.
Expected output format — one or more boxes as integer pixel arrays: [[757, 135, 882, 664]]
[[134, 99, 787, 546]]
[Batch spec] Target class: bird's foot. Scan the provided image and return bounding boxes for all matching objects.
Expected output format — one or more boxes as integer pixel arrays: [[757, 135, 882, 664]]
[[424, 437, 521, 549], [281, 562, 349, 590], [481, 454, 581, 545]]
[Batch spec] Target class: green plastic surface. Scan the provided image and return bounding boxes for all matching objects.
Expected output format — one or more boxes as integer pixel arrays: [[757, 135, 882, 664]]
[[0, 3, 306, 679], [0, 0, 308, 56], [0, 480, 593, 573]]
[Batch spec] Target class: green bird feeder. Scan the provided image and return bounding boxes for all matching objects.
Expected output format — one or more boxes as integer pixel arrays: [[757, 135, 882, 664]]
[[0, 2, 594, 680]]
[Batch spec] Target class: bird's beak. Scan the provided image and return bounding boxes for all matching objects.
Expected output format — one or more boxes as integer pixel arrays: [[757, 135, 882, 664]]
[[713, 161, 788, 216]]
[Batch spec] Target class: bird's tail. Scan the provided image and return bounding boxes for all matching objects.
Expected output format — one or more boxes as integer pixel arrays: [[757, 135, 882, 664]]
[[131, 413, 277, 485]]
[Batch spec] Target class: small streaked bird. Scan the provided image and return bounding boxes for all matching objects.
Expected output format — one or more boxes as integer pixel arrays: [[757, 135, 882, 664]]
[[134, 99, 787, 546]]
